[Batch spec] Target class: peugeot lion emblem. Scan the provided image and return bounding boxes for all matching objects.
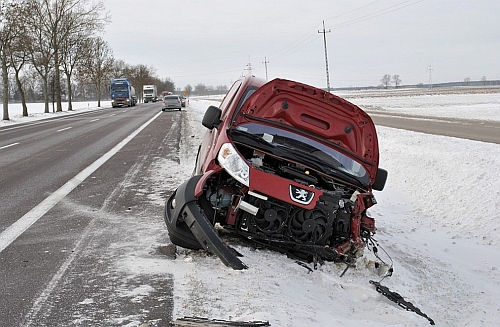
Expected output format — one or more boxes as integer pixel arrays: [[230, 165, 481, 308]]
[[289, 185, 314, 205]]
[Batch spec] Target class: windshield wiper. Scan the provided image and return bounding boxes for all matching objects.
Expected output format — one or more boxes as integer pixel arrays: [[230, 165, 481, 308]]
[[274, 146, 364, 187], [230, 129, 276, 150]]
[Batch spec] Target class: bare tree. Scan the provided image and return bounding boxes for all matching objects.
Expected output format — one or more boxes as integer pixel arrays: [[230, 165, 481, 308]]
[[0, 0, 22, 120], [9, 44, 29, 116], [21, 67, 40, 102], [194, 83, 207, 95], [33, 0, 109, 112], [215, 85, 228, 93], [464, 77, 471, 86], [76, 36, 113, 107], [8, 4, 32, 116], [60, 32, 89, 110], [24, 1, 53, 113], [159, 77, 175, 94], [128, 64, 156, 102], [380, 74, 391, 89], [481, 76, 487, 86], [109, 59, 135, 80], [107, 60, 160, 102], [392, 75, 402, 88]]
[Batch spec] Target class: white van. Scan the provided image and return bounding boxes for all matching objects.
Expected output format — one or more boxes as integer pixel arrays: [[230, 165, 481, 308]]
[[143, 85, 158, 103]]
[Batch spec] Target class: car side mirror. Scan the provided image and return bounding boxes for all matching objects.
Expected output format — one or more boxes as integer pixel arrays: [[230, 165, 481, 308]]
[[202, 105, 222, 129], [372, 168, 388, 191]]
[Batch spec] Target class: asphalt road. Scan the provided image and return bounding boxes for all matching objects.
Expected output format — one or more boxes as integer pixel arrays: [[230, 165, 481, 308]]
[[0, 103, 185, 326], [365, 110, 500, 144]]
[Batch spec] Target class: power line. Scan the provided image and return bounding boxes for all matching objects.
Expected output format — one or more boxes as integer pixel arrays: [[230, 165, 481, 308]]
[[325, 0, 383, 21], [267, 0, 425, 61], [328, 0, 425, 30], [267, 1, 384, 61]]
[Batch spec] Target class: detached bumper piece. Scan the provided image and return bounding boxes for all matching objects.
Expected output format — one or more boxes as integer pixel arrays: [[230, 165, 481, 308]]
[[170, 316, 270, 326], [370, 280, 435, 325], [165, 176, 248, 270]]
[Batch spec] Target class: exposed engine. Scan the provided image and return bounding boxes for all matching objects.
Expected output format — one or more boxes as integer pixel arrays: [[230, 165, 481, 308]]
[[201, 143, 375, 262]]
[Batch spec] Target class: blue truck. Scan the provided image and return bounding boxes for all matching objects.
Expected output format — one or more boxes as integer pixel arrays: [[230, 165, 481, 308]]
[[110, 78, 137, 108]]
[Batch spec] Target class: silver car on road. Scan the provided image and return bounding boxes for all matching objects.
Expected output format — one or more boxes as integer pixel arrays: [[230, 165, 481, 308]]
[[161, 95, 182, 111]]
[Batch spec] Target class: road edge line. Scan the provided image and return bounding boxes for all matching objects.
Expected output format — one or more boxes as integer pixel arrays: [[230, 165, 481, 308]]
[[0, 111, 162, 253]]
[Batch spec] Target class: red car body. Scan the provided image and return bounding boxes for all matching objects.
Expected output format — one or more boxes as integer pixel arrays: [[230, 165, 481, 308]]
[[164, 76, 387, 269]]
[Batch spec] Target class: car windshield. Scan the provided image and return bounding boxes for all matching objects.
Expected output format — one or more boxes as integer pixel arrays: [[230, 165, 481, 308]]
[[233, 122, 368, 182], [111, 85, 128, 92], [144, 90, 153, 94]]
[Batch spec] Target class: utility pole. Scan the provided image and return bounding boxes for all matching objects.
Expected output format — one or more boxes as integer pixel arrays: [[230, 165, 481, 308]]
[[245, 56, 253, 76], [427, 64, 433, 90], [262, 57, 270, 80], [318, 20, 331, 92]]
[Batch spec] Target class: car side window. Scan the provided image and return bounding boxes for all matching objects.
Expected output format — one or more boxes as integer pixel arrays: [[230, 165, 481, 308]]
[[234, 87, 257, 111], [219, 80, 242, 118]]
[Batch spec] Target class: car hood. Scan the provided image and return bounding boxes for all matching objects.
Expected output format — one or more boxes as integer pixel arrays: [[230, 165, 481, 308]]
[[232, 78, 380, 183]]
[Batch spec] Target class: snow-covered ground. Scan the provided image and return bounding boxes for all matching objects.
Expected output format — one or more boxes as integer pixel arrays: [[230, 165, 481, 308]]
[[160, 93, 500, 327], [2, 88, 500, 326], [339, 87, 500, 122], [0, 100, 112, 127]]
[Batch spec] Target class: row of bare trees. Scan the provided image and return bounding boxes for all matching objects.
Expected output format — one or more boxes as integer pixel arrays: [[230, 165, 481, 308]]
[[0, 0, 177, 121], [380, 74, 402, 89], [0, 0, 114, 120], [188, 83, 229, 96], [0, 0, 224, 122], [117, 62, 175, 103]]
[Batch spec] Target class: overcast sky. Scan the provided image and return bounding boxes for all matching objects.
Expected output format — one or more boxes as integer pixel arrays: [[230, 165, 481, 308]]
[[103, 0, 500, 90]]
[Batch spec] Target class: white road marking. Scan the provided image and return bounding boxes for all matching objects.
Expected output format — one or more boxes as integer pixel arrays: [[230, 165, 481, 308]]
[[56, 127, 72, 132], [0, 142, 19, 150], [0, 111, 162, 253], [23, 218, 94, 326], [90, 119, 99, 122]]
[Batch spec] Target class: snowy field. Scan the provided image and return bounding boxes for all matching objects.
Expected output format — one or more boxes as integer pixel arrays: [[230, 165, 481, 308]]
[[339, 86, 500, 122], [2, 88, 500, 326]]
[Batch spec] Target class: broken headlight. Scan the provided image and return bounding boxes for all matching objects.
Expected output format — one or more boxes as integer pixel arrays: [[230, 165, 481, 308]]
[[218, 143, 250, 186]]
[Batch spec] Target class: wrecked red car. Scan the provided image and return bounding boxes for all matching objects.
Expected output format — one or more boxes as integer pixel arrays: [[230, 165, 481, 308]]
[[164, 76, 387, 269]]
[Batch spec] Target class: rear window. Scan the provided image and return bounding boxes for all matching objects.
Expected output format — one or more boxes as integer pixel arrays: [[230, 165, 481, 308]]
[[165, 95, 179, 99]]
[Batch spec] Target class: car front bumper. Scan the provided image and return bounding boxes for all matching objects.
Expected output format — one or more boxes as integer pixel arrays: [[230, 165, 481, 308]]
[[164, 175, 248, 270]]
